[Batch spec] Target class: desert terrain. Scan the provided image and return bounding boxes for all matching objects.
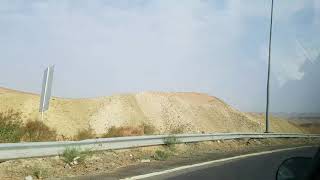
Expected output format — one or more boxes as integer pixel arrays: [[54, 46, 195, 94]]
[[0, 87, 312, 138]]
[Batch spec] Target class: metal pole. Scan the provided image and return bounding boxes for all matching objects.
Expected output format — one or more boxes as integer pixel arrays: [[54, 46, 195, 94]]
[[266, 0, 274, 133]]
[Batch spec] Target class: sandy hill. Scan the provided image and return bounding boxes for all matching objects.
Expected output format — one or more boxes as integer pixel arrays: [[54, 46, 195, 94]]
[[0, 87, 306, 138]]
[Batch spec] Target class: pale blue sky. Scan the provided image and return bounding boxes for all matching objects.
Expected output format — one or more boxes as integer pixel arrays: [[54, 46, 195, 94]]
[[0, 0, 319, 113]]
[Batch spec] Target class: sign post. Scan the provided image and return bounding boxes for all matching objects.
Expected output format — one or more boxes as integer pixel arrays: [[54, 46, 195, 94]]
[[39, 65, 54, 120], [265, 0, 274, 133]]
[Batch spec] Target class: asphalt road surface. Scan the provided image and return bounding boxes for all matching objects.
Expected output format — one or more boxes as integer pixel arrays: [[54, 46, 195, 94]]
[[147, 147, 318, 180]]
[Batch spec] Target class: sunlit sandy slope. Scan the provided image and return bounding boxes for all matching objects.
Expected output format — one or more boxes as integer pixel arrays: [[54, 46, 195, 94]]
[[0, 87, 305, 137]]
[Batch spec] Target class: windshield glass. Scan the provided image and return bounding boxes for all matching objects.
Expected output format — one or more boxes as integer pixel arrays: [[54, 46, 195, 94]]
[[0, 1, 319, 180]]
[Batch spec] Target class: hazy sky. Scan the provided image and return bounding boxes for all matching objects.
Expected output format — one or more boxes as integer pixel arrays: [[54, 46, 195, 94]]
[[0, 0, 319, 113]]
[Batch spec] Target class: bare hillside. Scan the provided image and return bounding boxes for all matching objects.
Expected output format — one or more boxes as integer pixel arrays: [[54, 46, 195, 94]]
[[0, 87, 304, 138]]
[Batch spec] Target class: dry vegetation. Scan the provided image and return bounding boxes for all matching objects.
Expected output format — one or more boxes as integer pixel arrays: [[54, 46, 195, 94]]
[[142, 123, 157, 135], [0, 87, 314, 140], [295, 123, 320, 134], [0, 108, 158, 142], [169, 125, 186, 134], [153, 149, 170, 161], [0, 109, 23, 143], [102, 126, 144, 138], [0, 138, 319, 180], [102, 123, 157, 138], [23, 120, 57, 142], [73, 127, 96, 140], [0, 109, 57, 143]]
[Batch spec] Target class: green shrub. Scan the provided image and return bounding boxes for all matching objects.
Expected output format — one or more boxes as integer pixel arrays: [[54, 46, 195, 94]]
[[154, 150, 170, 161], [0, 110, 23, 143], [74, 127, 95, 140], [23, 120, 57, 142], [32, 166, 48, 179], [164, 135, 180, 151], [62, 147, 91, 164]]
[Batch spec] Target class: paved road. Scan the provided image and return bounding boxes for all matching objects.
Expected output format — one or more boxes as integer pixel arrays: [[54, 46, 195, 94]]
[[147, 147, 318, 180]]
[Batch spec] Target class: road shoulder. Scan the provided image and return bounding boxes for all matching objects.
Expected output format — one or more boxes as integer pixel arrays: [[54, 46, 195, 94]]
[[61, 138, 319, 180]]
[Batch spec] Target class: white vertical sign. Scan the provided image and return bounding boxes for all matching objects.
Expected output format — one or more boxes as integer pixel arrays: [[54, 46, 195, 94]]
[[39, 65, 54, 113]]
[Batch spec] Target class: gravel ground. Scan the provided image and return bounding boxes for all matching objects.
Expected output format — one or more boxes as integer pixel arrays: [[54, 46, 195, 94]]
[[0, 138, 319, 180]]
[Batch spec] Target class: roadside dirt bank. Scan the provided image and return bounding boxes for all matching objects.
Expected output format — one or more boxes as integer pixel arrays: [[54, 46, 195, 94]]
[[0, 138, 319, 180]]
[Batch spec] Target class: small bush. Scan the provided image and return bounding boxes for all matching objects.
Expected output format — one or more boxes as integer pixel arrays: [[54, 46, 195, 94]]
[[102, 126, 144, 138], [0, 109, 57, 143], [164, 135, 180, 151], [154, 150, 170, 161], [32, 166, 48, 179], [102, 126, 122, 138], [169, 125, 185, 134], [0, 109, 24, 143], [62, 147, 91, 164], [23, 120, 57, 142], [74, 127, 95, 140], [142, 123, 156, 135]]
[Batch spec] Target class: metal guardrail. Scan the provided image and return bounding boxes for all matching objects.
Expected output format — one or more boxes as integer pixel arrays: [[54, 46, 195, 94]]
[[0, 133, 319, 161]]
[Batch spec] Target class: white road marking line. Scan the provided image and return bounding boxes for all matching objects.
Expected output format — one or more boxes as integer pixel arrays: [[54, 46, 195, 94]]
[[122, 146, 314, 180]]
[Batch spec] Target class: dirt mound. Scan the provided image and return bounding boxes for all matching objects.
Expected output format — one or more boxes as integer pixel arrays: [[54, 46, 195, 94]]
[[0, 87, 304, 138]]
